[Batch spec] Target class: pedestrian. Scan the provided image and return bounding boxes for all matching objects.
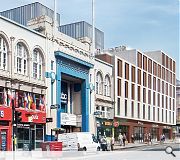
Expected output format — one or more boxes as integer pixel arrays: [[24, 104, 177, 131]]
[[162, 134, 165, 142], [148, 133, 152, 145], [131, 134, 134, 143], [122, 133, 126, 146], [101, 136, 107, 151], [118, 133, 123, 146], [111, 136, 115, 151]]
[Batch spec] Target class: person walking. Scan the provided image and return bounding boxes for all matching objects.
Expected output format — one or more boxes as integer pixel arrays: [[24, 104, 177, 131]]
[[122, 133, 127, 146], [131, 134, 134, 143], [118, 133, 123, 146], [148, 133, 152, 145], [111, 136, 115, 151]]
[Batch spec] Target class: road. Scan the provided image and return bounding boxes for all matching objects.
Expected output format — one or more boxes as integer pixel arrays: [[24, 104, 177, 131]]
[[0, 143, 179, 160]]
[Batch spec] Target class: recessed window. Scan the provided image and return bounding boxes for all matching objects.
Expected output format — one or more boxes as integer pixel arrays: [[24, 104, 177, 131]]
[[0, 36, 8, 70]]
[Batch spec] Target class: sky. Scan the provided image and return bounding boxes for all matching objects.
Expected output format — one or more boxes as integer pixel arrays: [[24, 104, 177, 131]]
[[0, 0, 179, 78]]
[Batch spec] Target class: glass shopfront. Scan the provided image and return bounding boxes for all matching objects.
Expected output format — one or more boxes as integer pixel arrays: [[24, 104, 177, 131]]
[[150, 128, 158, 141], [133, 126, 144, 143], [114, 126, 129, 141], [16, 124, 44, 150]]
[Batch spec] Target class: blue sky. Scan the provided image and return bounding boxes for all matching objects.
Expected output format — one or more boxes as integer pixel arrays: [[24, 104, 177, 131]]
[[0, 0, 179, 78]]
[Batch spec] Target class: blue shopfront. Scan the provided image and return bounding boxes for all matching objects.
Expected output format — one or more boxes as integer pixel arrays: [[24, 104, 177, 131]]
[[55, 51, 93, 132]]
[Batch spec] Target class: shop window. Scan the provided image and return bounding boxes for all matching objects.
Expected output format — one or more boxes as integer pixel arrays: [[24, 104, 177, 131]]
[[15, 42, 28, 75], [0, 36, 8, 70]]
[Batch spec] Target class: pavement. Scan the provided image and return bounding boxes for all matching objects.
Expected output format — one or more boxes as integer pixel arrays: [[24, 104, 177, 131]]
[[113, 139, 177, 150]]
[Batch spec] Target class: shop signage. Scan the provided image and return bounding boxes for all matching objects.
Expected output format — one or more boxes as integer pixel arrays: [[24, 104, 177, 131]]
[[32, 114, 38, 120], [61, 92, 67, 103], [61, 113, 76, 126], [163, 126, 171, 129], [104, 122, 112, 126], [152, 124, 159, 128], [0, 110, 4, 118], [138, 121, 143, 125], [113, 121, 119, 127], [46, 118, 53, 123]]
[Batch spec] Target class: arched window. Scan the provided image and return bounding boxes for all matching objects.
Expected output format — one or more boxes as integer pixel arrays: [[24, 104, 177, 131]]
[[0, 36, 7, 70], [15, 42, 28, 75], [104, 75, 111, 96], [96, 72, 103, 95], [33, 49, 43, 80]]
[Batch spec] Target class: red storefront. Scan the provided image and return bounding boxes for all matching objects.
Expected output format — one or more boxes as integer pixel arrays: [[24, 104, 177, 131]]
[[0, 106, 12, 151], [14, 108, 46, 150]]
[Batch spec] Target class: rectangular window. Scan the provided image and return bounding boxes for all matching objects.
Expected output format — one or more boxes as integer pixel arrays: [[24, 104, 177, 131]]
[[143, 88, 146, 103], [166, 55, 168, 68], [143, 56, 147, 71], [173, 86, 175, 98], [131, 84, 135, 100], [162, 67, 165, 80], [132, 101, 134, 118], [157, 93, 160, 107], [125, 63, 129, 80], [39, 64, 42, 80], [169, 98, 171, 110], [173, 74, 175, 85], [158, 64, 161, 78], [153, 62, 157, 76], [162, 109, 164, 122], [153, 107, 155, 121], [153, 92, 156, 106], [157, 79, 160, 92], [131, 66, 136, 82], [166, 110, 168, 123], [148, 59, 152, 73], [143, 104, 145, 119], [148, 74, 151, 89], [166, 96, 168, 109], [117, 98, 120, 115], [118, 60, 122, 77], [137, 52, 142, 68], [169, 111, 171, 123], [143, 72, 147, 87], [148, 90, 151, 105], [137, 103, 140, 118], [162, 53, 165, 66], [24, 59, 26, 75], [33, 63, 38, 78], [173, 61, 175, 73], [162, 81, 164, 94], [153, 77, 156, 91], [125, 100, 127, 116], [166, 83, 168, 95], [138, 86, 141, 101], [117, 79, 121, 96], [162, 95, 164, 108], [125, 81, 128, 98], [173, 99, 175, 111], [157, 108, 160, 121], [138, 69, 141, 85], [148, 106, 150, 120], [17, 57, 22, 73]]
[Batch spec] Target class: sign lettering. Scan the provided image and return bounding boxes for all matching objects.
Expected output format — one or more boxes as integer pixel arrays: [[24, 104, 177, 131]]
[[32, 114, 38, 120], [0, 110, 4, 118]]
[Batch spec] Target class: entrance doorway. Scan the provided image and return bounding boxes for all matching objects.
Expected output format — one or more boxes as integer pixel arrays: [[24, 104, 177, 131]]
[[0, 129, 7, 151], [31, 129, 35, 150]]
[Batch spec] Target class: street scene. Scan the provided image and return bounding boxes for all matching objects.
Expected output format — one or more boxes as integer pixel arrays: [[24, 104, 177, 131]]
[[0, 0, 179, 159]]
